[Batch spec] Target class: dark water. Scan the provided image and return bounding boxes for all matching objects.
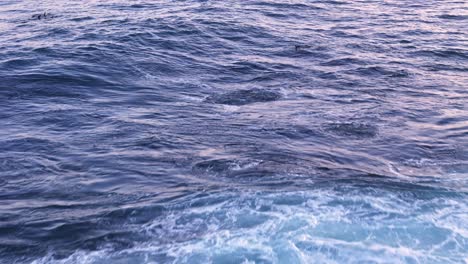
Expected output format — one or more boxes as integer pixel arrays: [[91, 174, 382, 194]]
[[1, 0, 467, 263]]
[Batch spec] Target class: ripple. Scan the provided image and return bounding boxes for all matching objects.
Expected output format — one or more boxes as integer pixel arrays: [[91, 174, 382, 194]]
[[320, 58, 366, 67], [352, 66, 411, 78]]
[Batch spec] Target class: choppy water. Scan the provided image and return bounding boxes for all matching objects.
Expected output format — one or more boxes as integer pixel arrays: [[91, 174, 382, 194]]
[[1, 0, 467, 263]]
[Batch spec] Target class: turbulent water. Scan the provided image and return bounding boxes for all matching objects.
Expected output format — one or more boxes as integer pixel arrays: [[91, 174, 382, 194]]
[[0, 0, 467, 263]]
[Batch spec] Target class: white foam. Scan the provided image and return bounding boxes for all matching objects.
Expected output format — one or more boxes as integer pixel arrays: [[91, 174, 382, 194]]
[[32, 187, 468, 263]]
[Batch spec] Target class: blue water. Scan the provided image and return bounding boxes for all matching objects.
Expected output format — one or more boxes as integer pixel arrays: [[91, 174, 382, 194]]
[[1, 0, 467, 263]]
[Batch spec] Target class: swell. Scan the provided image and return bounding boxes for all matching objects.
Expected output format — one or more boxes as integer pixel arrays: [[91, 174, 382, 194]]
[[0, 0, 467, 263]]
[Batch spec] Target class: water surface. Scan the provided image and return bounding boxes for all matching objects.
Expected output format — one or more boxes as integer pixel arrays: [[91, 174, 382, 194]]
[[0, 0, 467, 263]]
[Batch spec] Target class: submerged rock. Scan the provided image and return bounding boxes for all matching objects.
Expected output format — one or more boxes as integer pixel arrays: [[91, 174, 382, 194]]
[[295, 45, 311, 51], [205, 88, 281, 106], [324, 122, 378, 138], [31, 12, 54, 20], [193, 158, 262, 175]]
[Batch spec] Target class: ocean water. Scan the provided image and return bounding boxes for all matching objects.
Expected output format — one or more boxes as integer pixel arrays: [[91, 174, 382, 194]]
[[0, 0, 467, 263]]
